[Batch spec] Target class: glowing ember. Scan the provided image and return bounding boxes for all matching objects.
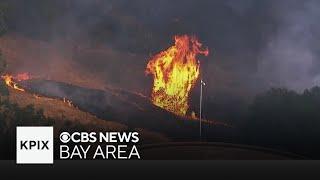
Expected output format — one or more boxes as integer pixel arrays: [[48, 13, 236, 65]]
[[1, 73, 30, 92], [145, 35, 209, 116], [63, 97, 74, 107], [191, 111, 197, 119]]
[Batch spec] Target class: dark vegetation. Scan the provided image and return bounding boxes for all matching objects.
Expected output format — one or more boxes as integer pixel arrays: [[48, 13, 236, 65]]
[[240, 87, 320, 158], [0, 99, 55, 159], [197, 87, 320, 158], [0, 2, 8, 36]]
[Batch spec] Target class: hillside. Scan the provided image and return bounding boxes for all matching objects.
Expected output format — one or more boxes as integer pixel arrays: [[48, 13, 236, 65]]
[[5, 88, 169, 143], [8, 88, 126, 130]]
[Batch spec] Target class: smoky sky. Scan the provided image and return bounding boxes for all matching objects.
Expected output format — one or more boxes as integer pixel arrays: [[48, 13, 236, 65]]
[[4, 0, 320, 96]]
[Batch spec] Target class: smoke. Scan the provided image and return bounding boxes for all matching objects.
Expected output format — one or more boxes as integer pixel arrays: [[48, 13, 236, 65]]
[[257, 0, 320, 92], [3, 0, 320, 98]]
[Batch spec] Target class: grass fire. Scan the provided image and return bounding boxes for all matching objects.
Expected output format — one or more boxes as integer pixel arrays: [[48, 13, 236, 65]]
[[145, 35, 209, 117], [1, 73, 30, 92], [1, 73, 76, 108]]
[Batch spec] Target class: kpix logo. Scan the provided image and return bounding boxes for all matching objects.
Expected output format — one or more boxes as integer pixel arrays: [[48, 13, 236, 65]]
[[16, 126, 53, 164], [20, 140, 49, 150]]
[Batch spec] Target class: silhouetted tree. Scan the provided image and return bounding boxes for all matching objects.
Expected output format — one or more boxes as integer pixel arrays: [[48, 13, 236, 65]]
[[241, 87, 320, 158], [0, 2, 8, 35]]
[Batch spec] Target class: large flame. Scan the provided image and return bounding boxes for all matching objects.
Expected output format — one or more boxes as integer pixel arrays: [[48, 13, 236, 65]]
[[145, 35, 209, 116], [1, 73, 30, 92]]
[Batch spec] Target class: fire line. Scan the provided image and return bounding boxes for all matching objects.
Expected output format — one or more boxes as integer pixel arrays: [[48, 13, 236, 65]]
[[1, 73, 30, 92]]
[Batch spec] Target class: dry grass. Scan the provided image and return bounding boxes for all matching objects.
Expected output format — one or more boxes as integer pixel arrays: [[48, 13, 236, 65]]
[[8, 88, 127, 131]]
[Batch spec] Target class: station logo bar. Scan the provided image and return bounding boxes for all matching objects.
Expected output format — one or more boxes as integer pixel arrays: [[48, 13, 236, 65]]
[[16, 126, 54, 164]]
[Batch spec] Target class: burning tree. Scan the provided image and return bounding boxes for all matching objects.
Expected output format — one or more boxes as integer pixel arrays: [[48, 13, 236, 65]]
[[145, 35, 209, 117]]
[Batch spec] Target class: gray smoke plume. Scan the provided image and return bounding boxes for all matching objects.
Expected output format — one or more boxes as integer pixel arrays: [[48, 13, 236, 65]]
[[3, 0, 320, 98], [257, 0, 320, 92]]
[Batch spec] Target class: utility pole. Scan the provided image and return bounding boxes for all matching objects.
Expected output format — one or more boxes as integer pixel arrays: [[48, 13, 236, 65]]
[[199, 79, 205, 141]]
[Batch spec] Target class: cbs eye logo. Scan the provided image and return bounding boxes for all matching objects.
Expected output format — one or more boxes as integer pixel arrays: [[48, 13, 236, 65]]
[[60, 132, 71, 143], [59, 132, 97, 143]]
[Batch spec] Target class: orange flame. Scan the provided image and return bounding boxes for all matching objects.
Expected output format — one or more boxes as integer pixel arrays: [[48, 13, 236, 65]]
[[191, 111, 197, 119], [1, 73, 30, 92], [145, 35, 209, 116]]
